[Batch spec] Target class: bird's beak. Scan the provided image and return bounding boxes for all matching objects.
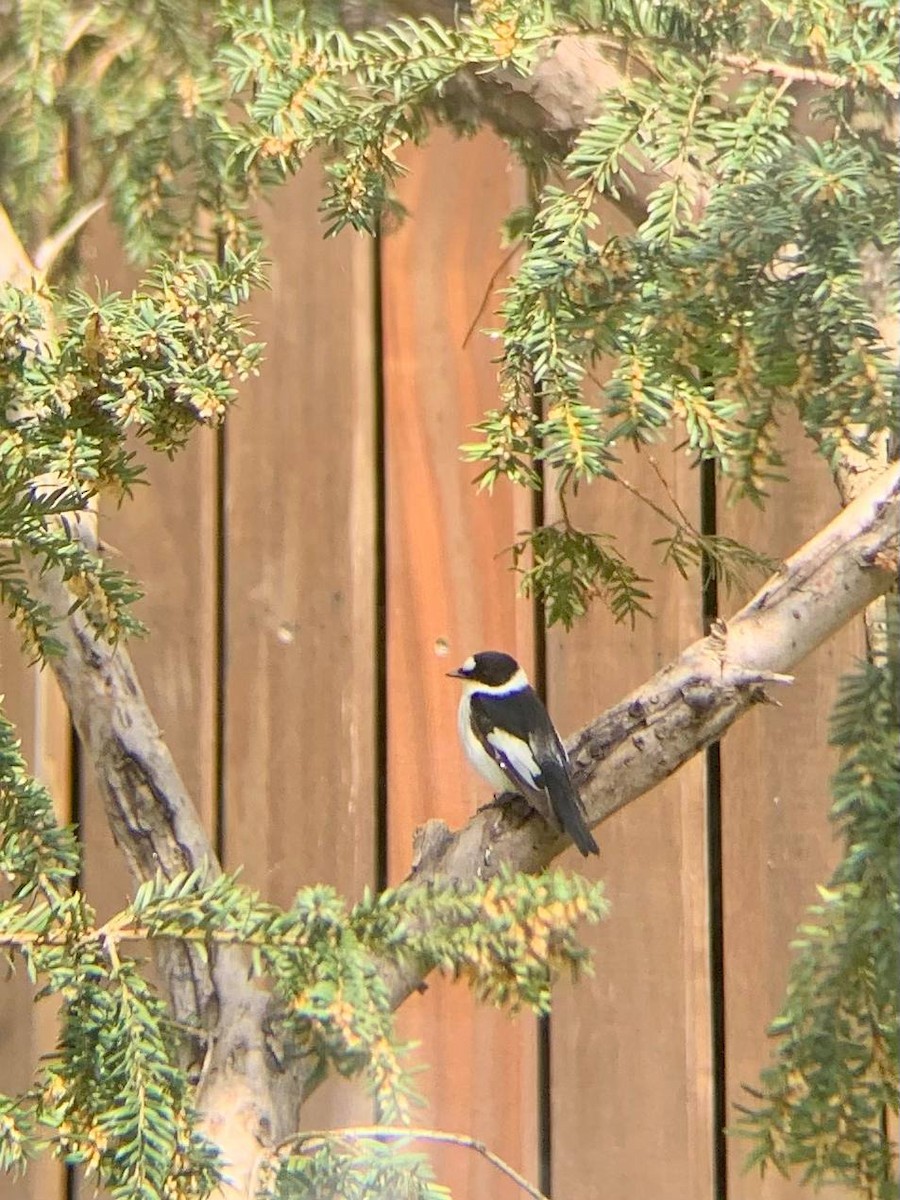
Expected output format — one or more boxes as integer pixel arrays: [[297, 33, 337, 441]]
[[446, 668, 466, 679]]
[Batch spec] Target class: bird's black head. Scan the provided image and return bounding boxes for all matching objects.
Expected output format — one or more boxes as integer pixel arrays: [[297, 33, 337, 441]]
[[447, 650, 521, 687]]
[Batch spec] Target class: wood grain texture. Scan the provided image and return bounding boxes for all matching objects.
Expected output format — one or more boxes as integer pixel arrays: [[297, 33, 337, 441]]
[[221, 165, 378, 1128], [76, 220, 219, 923], [719, 425, 864, 1199], [0, 628, 67, 1200], [381, 129, 539, 1198], [546, 443, 713, 1200], [64, 220, 220, 1200]]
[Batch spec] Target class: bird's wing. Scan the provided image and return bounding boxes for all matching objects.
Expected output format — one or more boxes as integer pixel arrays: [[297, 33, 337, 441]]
[[470, 689, 598, 855], [468, 688, 553, 799]]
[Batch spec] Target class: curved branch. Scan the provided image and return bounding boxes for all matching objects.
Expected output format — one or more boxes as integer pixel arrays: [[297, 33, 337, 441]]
[[271, 1126, 550, 1200], [380, 462, 900, 1013], [1, 210, 301, 1197], [721, 52, 900, 99]]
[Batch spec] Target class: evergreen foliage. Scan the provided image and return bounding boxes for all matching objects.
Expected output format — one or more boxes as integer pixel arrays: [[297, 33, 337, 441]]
[[0, 818, 605, 1195], [0, 253, 263, 657], [0, 1, 897, 1198], [215, 0, 898, 624], [268, 1138, 450, 1200], [2, 0, 897, 626], [738, 621, 900, 1197]]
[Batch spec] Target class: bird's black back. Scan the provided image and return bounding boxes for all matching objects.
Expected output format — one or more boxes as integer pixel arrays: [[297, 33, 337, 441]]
[[468, 686, 566, 764], [468, 685, 598, 855]]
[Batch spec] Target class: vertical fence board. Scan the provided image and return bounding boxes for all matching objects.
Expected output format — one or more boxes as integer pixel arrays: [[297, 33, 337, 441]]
[[720, 427, 865, 1199], [67, 225, 221, 1200], [547, 445, 713, 1200], [0, 631, 68, 1200], [76, 223, 219, 923], [382, 129, 539, 1198], [221, 166, 378, 1129]]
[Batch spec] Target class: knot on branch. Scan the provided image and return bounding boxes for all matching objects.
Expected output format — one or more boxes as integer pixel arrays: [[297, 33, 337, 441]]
[[862, 545, 899, 576], [696, 618, 795, 692], [411, 819, 454, 874]]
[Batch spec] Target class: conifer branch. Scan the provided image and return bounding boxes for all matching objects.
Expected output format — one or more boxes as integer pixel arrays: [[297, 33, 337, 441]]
[[720, 52, 900, 99], [33, 198, 106, 274], [0, 211, 298, 1199]]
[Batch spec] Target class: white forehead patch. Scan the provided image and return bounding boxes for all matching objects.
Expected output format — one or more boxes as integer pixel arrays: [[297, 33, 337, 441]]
[[462, 655, 476, 673]]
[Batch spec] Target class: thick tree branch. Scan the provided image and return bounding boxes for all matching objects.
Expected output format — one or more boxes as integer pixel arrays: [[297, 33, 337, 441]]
[[379, 462, 900, 1013], [17, 553, 311, 1200], [0, 211, 300, 1198], [18, 545, 313, 1197], [20, 558, 220, 1017]]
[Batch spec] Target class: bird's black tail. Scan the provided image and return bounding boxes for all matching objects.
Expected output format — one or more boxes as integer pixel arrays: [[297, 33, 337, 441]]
[[540, 760, 599, 857]]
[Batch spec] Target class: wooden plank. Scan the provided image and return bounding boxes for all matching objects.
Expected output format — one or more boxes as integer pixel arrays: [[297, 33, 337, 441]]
[[546, 445, 713, 1200], [1, 619, 71, 1200], [720, 426, 864, 1199], [64, 220, 220, 1200], [221, 165, 378, 1129], [0, 629, 68, 1200], [382, 129, 539, 1199], [3, 214, 217, 1196], [76, 221, 219, 923]]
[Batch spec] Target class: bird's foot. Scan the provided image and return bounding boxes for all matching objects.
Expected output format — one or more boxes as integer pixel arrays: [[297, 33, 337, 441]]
[[476, 790, 521, 814]]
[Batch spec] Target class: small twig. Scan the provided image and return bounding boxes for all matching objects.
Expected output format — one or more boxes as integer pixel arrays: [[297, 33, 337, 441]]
[[100, 928, 122, 973], [617, 463, 710, 550], [720, 52, 900, 100], [462, 241, 521, 349], [648, 456, 700, 535], [728, 668, 795, 688], [616, 473, 682, 531], [34, 198, 106, 274], [268, 1125, 551, 1200], [558, 484, 575, 530]]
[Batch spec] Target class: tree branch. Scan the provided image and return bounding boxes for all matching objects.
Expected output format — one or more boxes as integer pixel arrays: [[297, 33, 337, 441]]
[[0, 209, 301, 1198], [33, 198, 106, 275], [376, 462, 900, 1014], [268, 1126, 550, 1200], [720, 51, 900, 99]]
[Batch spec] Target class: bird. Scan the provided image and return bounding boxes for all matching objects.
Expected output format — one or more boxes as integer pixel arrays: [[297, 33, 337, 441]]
[[447, 650, 599, 857]]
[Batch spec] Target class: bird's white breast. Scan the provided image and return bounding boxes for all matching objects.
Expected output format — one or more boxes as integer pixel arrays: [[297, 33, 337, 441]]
[[458, 694, 510, 792]]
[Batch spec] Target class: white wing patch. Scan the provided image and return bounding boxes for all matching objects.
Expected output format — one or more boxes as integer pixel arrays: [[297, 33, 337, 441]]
[[486, 729, 543, 791]]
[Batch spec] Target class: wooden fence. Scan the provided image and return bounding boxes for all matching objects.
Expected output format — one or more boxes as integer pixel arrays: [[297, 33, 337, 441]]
[[0, 130, 864, 1200]]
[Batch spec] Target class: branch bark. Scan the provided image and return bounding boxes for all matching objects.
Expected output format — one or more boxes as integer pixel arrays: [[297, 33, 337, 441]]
[[0, 208, 303, 1198], [383, 462, 900, 1010]]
